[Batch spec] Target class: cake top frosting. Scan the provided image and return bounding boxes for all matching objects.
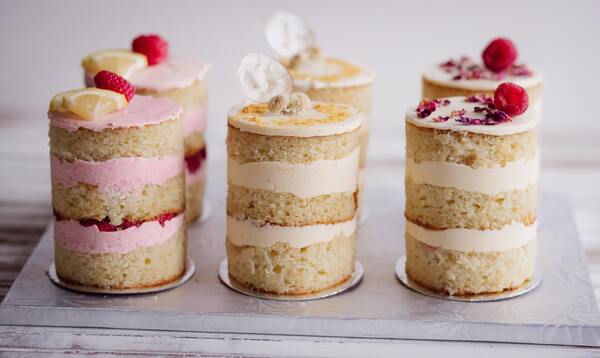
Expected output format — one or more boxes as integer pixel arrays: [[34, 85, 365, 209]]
[[265, 11, 374, 90], [129, 57, 210, 91], [289, 56, 375, 90], [50, 95, 182, 132], [423, 57, 542, 91], [405, 95, 539, 136], [228, 100, 360, 137], [82, 34, 210, 92]]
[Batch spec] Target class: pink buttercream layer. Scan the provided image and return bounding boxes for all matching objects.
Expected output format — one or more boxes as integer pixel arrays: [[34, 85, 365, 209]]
[[49, 95, 182, 132], [54, 213, 184, 254], [51, 155, 183, 192], [186, 161, 206, 184], [183, 105, 208, 137], [129, 57, 210, 92]]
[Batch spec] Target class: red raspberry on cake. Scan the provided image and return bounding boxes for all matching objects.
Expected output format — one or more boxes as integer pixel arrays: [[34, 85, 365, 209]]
[[482, 38, 518, 73], [94, 70, 135, 102], [494, 82, 529, 116], [132, 34, 169, 65]]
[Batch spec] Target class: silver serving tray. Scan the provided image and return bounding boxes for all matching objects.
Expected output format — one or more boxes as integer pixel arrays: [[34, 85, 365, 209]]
[[1, 164, 599, 347]]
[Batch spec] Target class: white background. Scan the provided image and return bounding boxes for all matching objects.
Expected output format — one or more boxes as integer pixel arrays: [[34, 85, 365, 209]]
[[1, 0, 599, 159]]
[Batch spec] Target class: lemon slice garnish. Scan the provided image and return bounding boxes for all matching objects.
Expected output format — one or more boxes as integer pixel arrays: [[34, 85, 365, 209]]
[[50, 88, 127, 120], [82, 50, 148, 78]]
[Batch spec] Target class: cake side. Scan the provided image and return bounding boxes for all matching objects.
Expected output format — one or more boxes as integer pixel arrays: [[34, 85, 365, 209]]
[[82, 38, 210, 224], [136, 79, 209, 223], [226, 97, 360, 294]]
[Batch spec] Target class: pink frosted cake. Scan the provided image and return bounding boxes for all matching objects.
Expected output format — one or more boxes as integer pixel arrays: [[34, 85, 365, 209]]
[[82, 34, 210, 223], [49, 72, 187, 289]]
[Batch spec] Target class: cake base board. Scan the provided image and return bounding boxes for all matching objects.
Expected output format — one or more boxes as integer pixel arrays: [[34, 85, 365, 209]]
[[48, 258, 195, 295], [395, 255, 542, 302], [1, 171, 599, 348], [218, 259, 364, 301]]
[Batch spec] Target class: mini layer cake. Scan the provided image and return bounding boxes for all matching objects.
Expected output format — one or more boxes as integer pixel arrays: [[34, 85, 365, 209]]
[[226, 99, 361, 294], [49, 81, 186, 290], [266, 12, 374, 208], [404, 85, 538, 295], [422, 38, 542, 105], [82, 34, 210, 223]]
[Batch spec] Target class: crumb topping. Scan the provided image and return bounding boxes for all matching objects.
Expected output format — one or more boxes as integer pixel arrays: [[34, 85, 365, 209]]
[[268, 92, 312, 114]]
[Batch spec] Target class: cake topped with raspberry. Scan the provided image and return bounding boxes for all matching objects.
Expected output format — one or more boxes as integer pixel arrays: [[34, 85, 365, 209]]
[[49, 71, 181, 132], [422, 38, 542, 101], [265, 12, 374, 90], [82, 34, 210, 91], [407, 82, 538, 136], [81, 34, 211, 224]]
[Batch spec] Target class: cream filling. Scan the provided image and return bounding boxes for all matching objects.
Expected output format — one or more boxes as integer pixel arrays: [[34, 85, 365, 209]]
[[406, 155, 539, 195], [228, 148, 359, 198], [406, 220, 536, 253], [227, 215, 356, 248]]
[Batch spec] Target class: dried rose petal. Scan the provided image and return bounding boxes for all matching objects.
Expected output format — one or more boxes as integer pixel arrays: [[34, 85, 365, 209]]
[[416, 98, 452, 119], [439, 56, 532, 81], [432, 116, 450, 122], [450, 109, 466, 117], [416, 99, 437, 118]]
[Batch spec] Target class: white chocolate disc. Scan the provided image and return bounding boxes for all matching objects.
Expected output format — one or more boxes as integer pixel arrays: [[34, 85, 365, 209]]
[[265, 11, 316, 58], [237, 53, 293, 103]]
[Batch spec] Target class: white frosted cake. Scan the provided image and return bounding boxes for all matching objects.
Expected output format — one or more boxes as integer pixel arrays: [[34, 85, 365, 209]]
[[422, 38, 542, 105], [226, 53, 361, 294], [404, 83, 539, 295]]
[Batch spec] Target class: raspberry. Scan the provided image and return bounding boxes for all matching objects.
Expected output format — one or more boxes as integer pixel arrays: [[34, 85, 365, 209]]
[[493, 82, 529, 116], [185, 147, 207, 173], [482, 38, 517, 72], [93, 70, 135, 102], [132, 34, 168, 65]]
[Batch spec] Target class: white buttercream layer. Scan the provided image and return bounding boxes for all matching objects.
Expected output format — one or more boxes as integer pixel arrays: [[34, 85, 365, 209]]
[[406, 220, 536, 253], [227, 215, 356, 248], [228, 148, 359, 198], [228, 101, 361, 137], [406, 155, 539, 195]]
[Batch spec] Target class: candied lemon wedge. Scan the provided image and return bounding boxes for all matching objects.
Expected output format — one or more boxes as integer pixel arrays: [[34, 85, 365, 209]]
[[82, 50, 147, 78], [49, 88, 127, 120]]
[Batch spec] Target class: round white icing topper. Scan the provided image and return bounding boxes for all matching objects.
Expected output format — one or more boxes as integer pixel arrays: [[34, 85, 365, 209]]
[[237, 53, 293, 103], [265, 11, 316, 58]]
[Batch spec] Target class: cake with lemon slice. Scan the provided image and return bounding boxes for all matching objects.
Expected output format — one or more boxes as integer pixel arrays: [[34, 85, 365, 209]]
[[226, 53, 361, 294], [266, 12, 374, 210], [49, 71, 187, 290], [82, 34, 210, 223], [404, 82, 538, 295], [422, 38, 543, 104]]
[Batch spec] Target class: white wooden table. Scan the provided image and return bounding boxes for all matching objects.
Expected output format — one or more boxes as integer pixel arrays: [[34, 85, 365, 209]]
[[1, 116, 599, 356]]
